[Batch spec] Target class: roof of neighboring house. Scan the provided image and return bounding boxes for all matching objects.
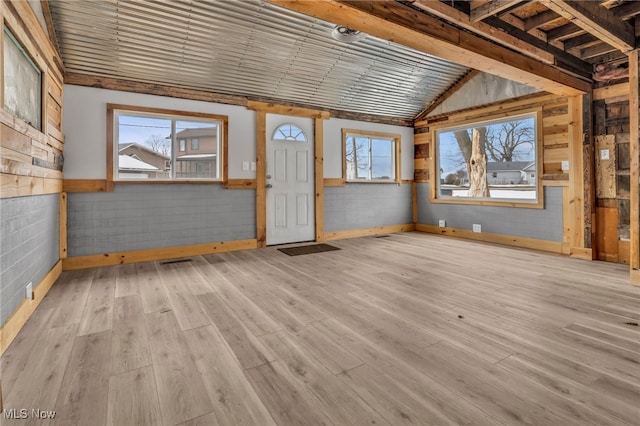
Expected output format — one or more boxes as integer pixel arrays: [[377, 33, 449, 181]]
[[118, 155, 159, 171], [176, 153, 217, 160], [119, 142, 170, 160], [175, 127, 218, 139], [487, 161, 535, 172]]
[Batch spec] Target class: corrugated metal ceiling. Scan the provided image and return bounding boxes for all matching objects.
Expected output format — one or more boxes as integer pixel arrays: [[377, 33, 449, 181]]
[[50, 0, 470, 119]]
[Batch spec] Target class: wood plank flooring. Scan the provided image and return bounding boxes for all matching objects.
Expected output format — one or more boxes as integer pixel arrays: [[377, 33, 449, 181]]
[[2, 232, 639, 425]]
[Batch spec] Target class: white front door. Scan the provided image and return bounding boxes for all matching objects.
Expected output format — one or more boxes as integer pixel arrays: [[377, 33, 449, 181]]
[[266, 116, 315, 245]]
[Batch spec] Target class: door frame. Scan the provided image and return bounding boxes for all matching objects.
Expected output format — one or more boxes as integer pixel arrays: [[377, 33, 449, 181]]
[[249, 102, 329, 247]]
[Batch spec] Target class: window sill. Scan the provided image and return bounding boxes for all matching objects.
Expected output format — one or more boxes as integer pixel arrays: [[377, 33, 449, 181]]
[[346, 180, 400, 184], [113, 180, 223, 185], [430, 196, 544, 209]]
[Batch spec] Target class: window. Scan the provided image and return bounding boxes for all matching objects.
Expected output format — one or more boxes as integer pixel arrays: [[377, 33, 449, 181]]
[[3, 28, 42, 130], [433, 110, 541, 206], [273, 123, 307, 141], [191, 138, 199, 150], [108, 105, 227, 182], [343, 129, 400, 182]]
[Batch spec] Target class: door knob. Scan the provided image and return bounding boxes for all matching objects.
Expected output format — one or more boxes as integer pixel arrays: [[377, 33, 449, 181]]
[[266, 184, 273, 188]]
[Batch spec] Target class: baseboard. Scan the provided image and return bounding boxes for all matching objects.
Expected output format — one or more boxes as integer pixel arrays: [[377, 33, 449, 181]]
[[62, 239, 258, 270], [416, 224, 564, 254], [1, 260, 62, 355], [632, 269, 640, 286], [324, 224, 415, 241], [569, 247, 593, 260]]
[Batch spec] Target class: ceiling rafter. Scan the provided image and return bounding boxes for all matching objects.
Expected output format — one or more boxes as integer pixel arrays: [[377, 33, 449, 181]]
[[469, 0, 524, 22], [523, 9, 563, 31], [409, 0, 555, 64], [542, 0, 636, 52]]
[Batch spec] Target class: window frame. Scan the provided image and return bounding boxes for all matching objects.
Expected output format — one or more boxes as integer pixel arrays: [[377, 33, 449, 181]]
[[106, 104, 228, 186], [191, 138, 199, 150], [3, 26, 43, 131], [342, 129, 401, 184], [430, 107, 544, 209]]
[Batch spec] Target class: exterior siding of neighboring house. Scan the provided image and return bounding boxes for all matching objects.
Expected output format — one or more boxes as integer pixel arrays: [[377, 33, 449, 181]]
[[119, 143, 170, 179], [174, 127, 218, 179], [487, 161, 535, 185]]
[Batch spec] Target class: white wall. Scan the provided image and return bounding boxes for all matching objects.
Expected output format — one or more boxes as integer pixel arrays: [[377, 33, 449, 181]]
[[63, 85, 257, 179], [63, 85, 414, 181], [323, 117, 414, 180]]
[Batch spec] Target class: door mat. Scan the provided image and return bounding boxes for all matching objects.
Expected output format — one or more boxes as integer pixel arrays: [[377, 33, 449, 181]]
[[277, 243, 341, 256]]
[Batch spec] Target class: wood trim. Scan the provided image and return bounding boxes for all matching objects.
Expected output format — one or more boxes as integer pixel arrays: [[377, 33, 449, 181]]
[[0, 174, 61, 198], [470, 0, 524, 22], [542, 179, 569, 187], [62, 239, 258, 271], [314, 117, 325, 242], [630, 50, 640, 274], [593, 83, 628, 101], [65, 73, 248, 106], [247, 101, 330, 119], [569, 247, 593, 260], [256, 111, 267, 248], [59, 192, 67, 259], [63, 179, 109, 192], [40, 0, 61, 57], [222, 117, 229, 184], [0, 260, 62, 355], [415, 70, 480, 121], [567, 95, 586, 250], [267, 0, 590, 96], [105, 107, 115, 192], [324, 224, 416, 241], [631, 269, 640, 286], [323, 178, 346, 187], [416, 224, 564, 254], [412, 182, 418, 224], [342, 129, 402, 183], [223, 179, 257, 189]]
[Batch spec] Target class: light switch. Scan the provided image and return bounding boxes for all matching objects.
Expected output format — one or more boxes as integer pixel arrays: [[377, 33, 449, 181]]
[[561, 160, 569, 171], [241, 161, 249, 171], [250, 161, 256, 171], [600, 149, 610, 160]]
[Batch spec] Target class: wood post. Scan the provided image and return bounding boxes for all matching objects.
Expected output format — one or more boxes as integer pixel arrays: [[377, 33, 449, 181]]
[[629, 50, 639, 284]]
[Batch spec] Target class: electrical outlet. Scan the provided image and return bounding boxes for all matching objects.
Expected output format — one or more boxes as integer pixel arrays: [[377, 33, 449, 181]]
[[561, 160, 569, 171], [26, 282, 33, 300], [438, 219, 446, 228], [472, 224, 482, 233], [600, 149, 610, 160], [250, 161, 256, 171]]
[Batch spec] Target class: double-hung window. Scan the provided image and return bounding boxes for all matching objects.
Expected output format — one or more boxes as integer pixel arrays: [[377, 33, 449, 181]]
[[108, 104, 227, 182], [343, 129, 400, 183]]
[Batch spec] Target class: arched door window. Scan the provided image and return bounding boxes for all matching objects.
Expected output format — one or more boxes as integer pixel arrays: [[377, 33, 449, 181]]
[[272, 123, 307, 142]]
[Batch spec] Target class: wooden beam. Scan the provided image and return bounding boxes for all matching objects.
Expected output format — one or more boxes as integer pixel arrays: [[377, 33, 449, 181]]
[[40, 0, 61, 57], [612, 0, 640, 21], [470, 0, 524, 22], [267, 0, 590, 96], [543, 0, 636, 52], [415, 70, 480, 121], [256, 111, 267, 248], [630, 50, 640, 276], [314, 117, 325, 242], [247, 101, 330, 119], [524, 10, 563, 31], [547, 22, 585, 41], [410, 0, 555, 65], [567, 95, 585, 252]]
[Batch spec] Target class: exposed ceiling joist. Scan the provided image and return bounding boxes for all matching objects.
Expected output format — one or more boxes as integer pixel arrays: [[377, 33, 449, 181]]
[[546, 22, 585, 41], [469, 0, 524, 22], [268, 0, 590, 96], [523, 9, 562, 31], [543, 0, 636, 52], [410, 0, 555, 64], [612, 1, 640, 21]]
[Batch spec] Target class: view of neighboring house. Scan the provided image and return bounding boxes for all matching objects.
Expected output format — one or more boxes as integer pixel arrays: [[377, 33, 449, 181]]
[[174, 127, 218, 179], [118, 143, 170, 179], [487, 161, 536, 185]]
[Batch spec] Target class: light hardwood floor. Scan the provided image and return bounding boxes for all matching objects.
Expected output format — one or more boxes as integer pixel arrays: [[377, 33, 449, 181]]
[[1, 232, 639, 425]]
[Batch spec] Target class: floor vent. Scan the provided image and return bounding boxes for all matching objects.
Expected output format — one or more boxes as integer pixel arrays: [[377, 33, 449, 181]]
[[160, 258, 193, 265]]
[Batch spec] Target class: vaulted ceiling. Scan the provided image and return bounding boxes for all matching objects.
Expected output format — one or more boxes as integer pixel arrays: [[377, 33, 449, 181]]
[[47, 0, 640, 123]]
